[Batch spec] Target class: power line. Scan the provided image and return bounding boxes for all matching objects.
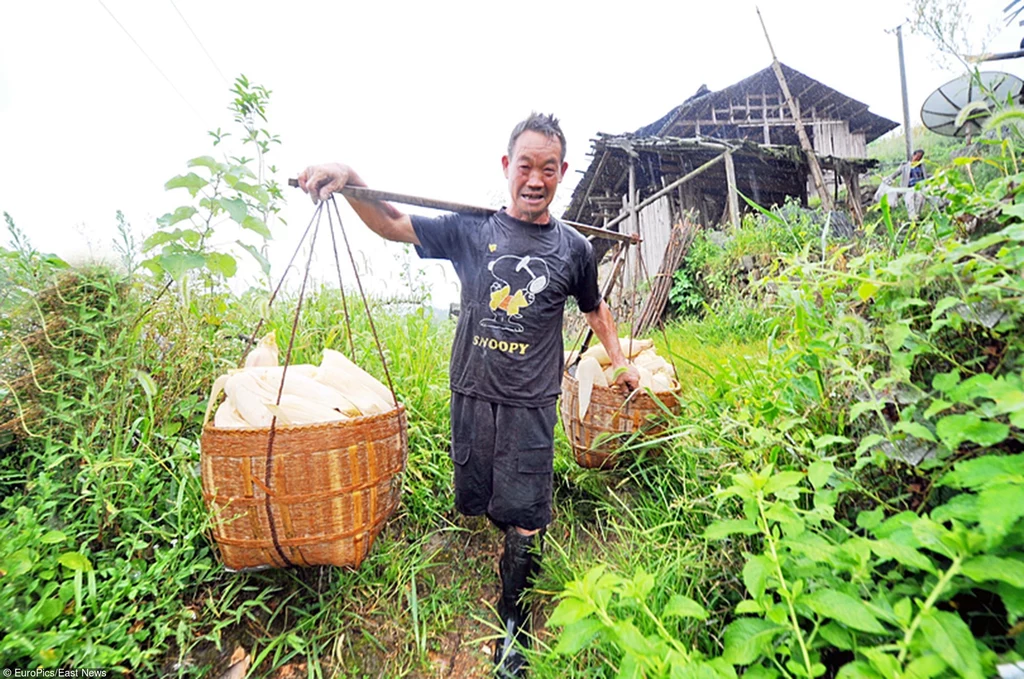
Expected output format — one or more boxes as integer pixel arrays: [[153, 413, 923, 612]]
[[94, 0, 205, 121], [167, 0, 231, 86]]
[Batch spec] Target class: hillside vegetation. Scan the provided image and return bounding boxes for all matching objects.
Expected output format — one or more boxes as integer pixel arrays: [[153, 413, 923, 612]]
[[867, 125, 966, 170], [2, 107, 1024, 678]]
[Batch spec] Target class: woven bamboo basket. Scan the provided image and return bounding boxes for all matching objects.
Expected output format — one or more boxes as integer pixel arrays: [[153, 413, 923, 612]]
[[200, 405, 407, 571], [560, 372, 680, 469]]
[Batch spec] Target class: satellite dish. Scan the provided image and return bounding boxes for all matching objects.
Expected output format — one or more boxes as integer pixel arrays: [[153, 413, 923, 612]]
[[921, 71, 1024, 137]]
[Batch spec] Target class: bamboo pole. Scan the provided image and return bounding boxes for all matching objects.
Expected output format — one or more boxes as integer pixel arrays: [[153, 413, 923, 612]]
[[628, 157, 637, 241], [843, 166, 864, 226], [724, 150, 741, 230], [287, 180, 638, 244], [627, 157, 638, 294], [604, 138, 734, 153], [633, 218, 697, 335], [756, 7, 834, 212]]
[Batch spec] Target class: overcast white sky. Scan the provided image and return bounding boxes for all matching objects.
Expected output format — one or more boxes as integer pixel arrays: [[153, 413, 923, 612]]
[[0, 0, 1016, 307]]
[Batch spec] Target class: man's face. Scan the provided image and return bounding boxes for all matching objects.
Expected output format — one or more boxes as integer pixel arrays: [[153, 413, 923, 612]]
[[912, 151, 924, 163], [502, 130, 568, 224]]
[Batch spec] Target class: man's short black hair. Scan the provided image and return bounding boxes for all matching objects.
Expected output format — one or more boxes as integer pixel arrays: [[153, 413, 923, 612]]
[[913, 148, 925, 156], [508, 112, 566, 164]]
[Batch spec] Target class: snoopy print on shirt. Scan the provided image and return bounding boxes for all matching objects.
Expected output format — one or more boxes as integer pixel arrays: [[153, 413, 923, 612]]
[[482, 254, 550, 333]]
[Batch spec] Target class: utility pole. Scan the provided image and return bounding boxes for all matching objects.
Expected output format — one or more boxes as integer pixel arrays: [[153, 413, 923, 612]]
[[897, 24, 913, 162]]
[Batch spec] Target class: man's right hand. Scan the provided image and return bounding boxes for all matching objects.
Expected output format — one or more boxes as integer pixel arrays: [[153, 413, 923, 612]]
[[297, 163, 357, 204], [295, 162, 419, 245]]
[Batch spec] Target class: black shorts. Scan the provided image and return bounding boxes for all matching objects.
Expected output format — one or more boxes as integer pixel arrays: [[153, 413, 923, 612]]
[[449, 392, 557, 531]]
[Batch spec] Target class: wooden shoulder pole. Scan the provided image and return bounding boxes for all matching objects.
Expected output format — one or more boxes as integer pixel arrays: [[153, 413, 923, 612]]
[[756, 7, 834, 212], [287, 180, 639, 244]]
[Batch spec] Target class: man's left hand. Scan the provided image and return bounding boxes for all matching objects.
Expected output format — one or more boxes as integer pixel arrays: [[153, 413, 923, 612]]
[[610, 362, 641, 392]]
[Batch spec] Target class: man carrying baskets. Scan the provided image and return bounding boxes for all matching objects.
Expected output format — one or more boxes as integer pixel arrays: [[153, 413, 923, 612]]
[[299, 112, 639, 678]]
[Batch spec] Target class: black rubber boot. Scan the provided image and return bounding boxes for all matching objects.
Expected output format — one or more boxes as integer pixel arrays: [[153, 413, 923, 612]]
[[493, 527, 542, 678]]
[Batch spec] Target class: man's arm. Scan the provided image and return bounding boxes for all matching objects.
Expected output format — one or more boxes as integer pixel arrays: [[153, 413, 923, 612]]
[[297, 163, 420, 245], [583, 301, 641, 391]]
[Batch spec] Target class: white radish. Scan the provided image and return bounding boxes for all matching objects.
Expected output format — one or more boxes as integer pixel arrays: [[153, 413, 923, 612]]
[[246, 367, 357, 414], [244, 331, 279, 368], [214, 401, 250, 428], [633, 351, 671, 375], [636, 366, 655, 392], [264, 395, 348, 425], [224, 372, 275, 427], [651, 372, 674, 393], [204, 374, 231, 427], [315, 365, 391, 416], [582, 337, 654, 366], [320, 349, 396, 406], [243, 364, 318, 382], [577, 356, 606, 420]]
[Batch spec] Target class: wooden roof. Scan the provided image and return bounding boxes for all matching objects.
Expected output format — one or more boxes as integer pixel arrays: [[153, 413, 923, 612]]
[[636, 62, 897, 142]]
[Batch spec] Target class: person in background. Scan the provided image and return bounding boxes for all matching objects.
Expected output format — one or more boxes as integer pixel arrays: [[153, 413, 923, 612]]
[[298, 113, 639, 678], [907, 149, 926, 187], [884, 148, 927, 188]]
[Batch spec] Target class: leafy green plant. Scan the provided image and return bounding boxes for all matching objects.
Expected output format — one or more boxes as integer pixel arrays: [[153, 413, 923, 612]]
[[547, 564, 734, 678], [111, 210, 138, 276], [703, 455, 1022, 679], [1, 212, 69, 296], [667, 266, 703, 317], [548, 452, 1023, 679], [141, 76, 282, 284]]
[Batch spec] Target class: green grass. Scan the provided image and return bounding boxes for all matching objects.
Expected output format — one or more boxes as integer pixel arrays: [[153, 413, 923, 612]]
[[654, 321, 769, 397]]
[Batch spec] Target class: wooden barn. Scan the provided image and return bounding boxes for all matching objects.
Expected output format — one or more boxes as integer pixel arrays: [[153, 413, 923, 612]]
[[564, 63, 898, 301]]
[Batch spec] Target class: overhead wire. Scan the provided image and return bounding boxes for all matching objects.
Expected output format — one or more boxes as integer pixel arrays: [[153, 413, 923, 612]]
[[167, 0, 231, 86], [94, 0, 205, 122]]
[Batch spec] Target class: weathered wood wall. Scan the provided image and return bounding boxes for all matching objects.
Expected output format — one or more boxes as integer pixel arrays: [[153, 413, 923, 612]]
[[621, 196, 673, 292], [811, 121, 867, 158]]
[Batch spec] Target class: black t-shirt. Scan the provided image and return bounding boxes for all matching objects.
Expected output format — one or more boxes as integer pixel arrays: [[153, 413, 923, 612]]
[[412, 209, 601, 407]]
